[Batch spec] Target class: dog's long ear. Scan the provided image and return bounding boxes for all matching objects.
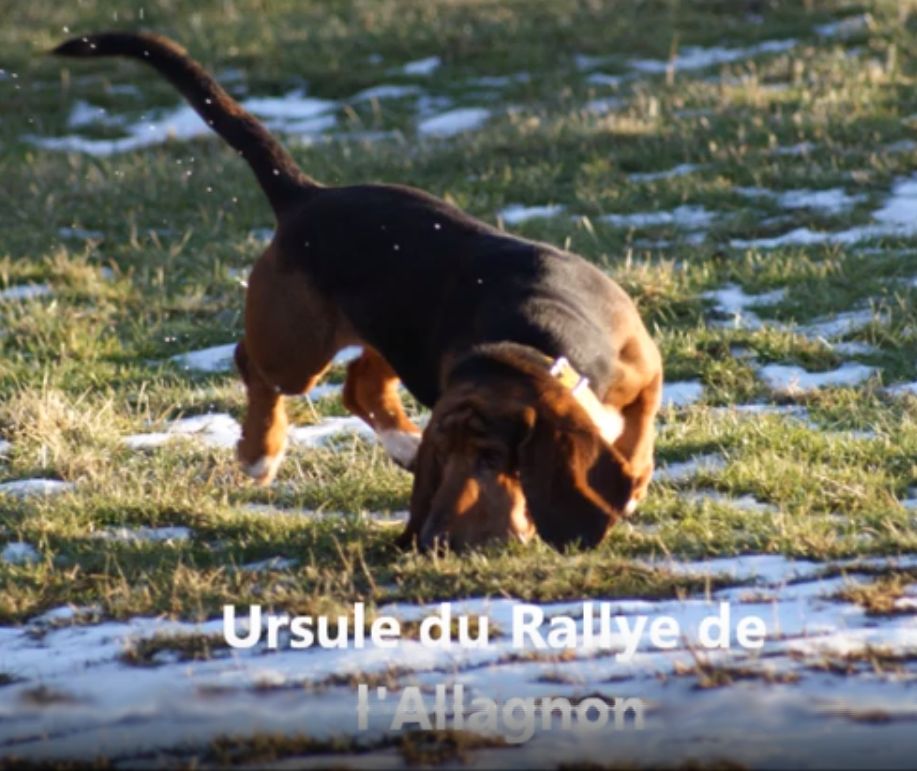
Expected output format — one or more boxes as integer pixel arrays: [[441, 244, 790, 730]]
[[398, 427, 445, 549], [518, 389, 634, 551]]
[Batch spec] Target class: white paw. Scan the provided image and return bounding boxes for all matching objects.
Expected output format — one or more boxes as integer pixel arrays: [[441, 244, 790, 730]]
[[624, 498, 638, 516], [243, 447, 286, 483], [378, 429, 421, 468]]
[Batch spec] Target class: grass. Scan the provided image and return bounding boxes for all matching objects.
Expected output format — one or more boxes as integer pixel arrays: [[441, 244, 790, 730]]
[[0, 0, 915, 625], [204, 729, 507, 767]]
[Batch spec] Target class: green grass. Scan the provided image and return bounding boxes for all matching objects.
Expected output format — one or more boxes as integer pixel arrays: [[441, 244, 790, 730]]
[[0, 0, 915, 624]]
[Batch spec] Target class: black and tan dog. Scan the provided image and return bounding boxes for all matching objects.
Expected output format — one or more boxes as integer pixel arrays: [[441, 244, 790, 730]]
[[53, 32, 663, 551]]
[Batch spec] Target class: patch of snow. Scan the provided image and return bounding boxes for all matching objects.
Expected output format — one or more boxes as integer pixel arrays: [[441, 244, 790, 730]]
[[655, 453, 726, 483], [469, 73, 531, 88], [92, 526, 191, 544], [58, 226, 104, 240], [0, 283, 52, 301], [759, 362, 876, 394], [498, 204, 565, 225], [829, 341, 877, 356], [584, 96, 623, 114], [797, 308, 882, 339], [0, 479, 74, 498], [304, 382, 342, 401], [1, 542, 40, 565], [124, 412, 377, 453], [574, 53, 607, 70], [702, 283, 785, 330], [30, 91, 337, 156], [788, 625, 917, 659], [885, 381, 917, 398], [586, 72, 624, 87], [0, 440, 11, 456], [239, 556, 298, 572], [123, 413, 241, 450], [871, 173, 917, 229], [401, 56, 441, 76], [629, 39, 796, 74], [725, 403, 812, 422], [170, 343, 236, 373], [682, 490, 776, 514], [732, 173, 917, 248], [417, 107, 490, 137], [2, 552, 917, 765], [349, 84, 422, 102], [287, 417, 375, 448], [67, 100, 125, 129], [332, 346, 363, 365], [662, 380, 704, 408], [239, 92, 336, 124], [629, 163, 700, 182], [885, 139, 916, 154], [603, 205, 714, 231], [771, 141, 815, 156], [815, 14, 871, 40], [776, 188, 863, 214]]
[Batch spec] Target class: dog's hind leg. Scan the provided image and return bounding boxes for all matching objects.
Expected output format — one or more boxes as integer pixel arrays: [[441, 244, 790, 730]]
[[236, 246, 349, 485], [342, 348, 422, 471]]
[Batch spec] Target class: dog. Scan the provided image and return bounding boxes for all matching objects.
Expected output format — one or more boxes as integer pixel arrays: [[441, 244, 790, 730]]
[[53, 32, 663, 551]]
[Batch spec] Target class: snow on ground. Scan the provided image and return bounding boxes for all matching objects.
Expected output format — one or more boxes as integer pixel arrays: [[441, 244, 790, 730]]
[[654, 453, 727, 483], [170, 343, 236, 373], [629, 163, 700, 182], [0, 541, 40, 565], [57, 225, 104, 240], [770, 140, 816, 156], [123, 413, 241, 450], [759, 362, 876, 394], [584, 95, 623, 114], [169, 343, 360, 377], [797, 308, 883, 339], [736, 186, 864, 214], [0, 479, 75, 498], [661, 381, 704, 408], [702, 283, 786, 330], [602, 205, 714, 231], [348, 84, 423, 102], [288, 416, 375, 447], [399, 56, 441, 76], [239, 556, 298, 572], [123, 413, 375, 452], [0, 283, 52, 301], [28, 90, 337, 156], [498, 204, 565, 225], [91, 526, 192, 544], [885, 381, 917, 398], [585, 71, 624, 86], [417, 107, 491, 137], [732, 172, 917, 248], [681, 490, 776, 513], [1, 552, 914, 766], [628, 38, 796, 74], [815, 13, 871, 39]]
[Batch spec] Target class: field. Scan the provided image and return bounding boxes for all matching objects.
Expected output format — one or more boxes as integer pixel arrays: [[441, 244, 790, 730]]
[[0, 0, 915, 767]]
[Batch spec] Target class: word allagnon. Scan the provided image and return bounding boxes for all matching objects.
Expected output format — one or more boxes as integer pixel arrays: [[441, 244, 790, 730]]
[[357, 683, 646, 743]]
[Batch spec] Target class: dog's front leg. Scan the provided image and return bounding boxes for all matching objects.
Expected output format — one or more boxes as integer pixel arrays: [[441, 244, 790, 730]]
[[235, 341, 289, 486], [342, 348, 422, 471]]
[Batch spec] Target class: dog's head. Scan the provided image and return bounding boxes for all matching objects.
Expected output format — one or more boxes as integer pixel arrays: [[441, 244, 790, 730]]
[[410, 351, 635, 552]]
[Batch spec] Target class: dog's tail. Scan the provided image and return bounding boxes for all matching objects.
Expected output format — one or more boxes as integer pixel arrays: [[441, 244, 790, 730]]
[[52, 32, 316, 215]]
